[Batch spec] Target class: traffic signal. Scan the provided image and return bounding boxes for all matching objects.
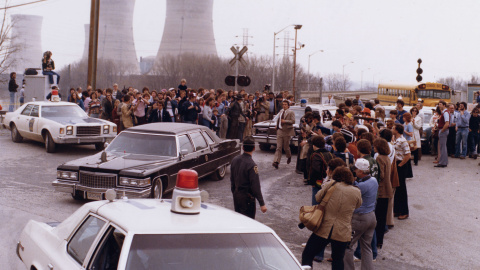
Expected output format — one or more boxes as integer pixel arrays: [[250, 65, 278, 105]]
[[237, 75, 251, 87], [225, 75, 235, 86], [416, 58, 423, 82]]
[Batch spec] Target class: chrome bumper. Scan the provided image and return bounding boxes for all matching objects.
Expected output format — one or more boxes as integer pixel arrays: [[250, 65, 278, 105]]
[[53, 135, 115, 144], [252, 135, 298, 146], [52, 180, 151, 199]]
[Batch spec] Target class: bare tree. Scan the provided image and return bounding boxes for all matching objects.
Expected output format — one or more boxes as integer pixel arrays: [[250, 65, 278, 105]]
[[437, 76, 466, 91], [0, 1, 18, 82]]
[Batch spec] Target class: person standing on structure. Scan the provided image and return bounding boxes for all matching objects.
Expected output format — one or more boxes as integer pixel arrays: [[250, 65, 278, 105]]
[[230, 137, 267, 219], [42, 51, 60, 85]]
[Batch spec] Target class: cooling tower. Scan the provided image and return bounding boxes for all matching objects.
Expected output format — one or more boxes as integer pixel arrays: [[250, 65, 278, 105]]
[[156, 0, 217, 59], [10, 14, 43, 73], [95, 0, 139, 73]]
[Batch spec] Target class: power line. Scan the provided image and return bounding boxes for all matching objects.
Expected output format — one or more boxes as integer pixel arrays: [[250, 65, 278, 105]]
[[0, 0, 47, 10]]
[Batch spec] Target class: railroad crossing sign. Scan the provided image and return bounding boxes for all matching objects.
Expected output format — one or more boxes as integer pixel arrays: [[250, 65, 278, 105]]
[[229, 46, 248, 66], [228, 46, 249, 91]]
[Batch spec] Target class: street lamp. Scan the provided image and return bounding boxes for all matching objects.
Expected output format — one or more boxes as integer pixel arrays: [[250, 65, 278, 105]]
[[307, 50, 324, 92], [373, 72, 381, 91], [342, 61, 354, 91], [361, 68, 370, 91], [272, 24, 301, 93], [292, 24, 303, 102]]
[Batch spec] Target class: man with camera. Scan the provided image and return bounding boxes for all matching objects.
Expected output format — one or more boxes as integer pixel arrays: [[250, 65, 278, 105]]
[[132, 92, 149, 125]]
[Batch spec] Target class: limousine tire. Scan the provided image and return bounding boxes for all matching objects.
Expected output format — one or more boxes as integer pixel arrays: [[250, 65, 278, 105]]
[[95, 142, 105, 151], [151, 179, 163, 199], [72, 191, 85, 200], [211, 165, 227, 181], [44, 131, 56, 153], [259, 143, 271, 151], [11, 124, 23, 143]]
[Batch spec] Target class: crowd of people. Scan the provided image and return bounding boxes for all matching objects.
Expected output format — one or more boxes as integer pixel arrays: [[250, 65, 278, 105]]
[[296, 96, 480, 269], [61, 79, 296, 140]]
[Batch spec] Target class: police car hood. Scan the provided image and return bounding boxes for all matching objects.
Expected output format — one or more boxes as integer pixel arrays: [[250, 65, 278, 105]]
[[45, 116, 107, 125], [253, 120, 300, 128]]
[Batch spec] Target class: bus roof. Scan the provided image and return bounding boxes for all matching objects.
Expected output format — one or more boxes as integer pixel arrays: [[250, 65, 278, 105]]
[[378, 83, 417, 90]]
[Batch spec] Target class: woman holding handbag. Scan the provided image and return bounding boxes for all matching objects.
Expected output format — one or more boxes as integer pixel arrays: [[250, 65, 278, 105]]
[[301, 167, 362, 269], [410, 107, 423, 165]]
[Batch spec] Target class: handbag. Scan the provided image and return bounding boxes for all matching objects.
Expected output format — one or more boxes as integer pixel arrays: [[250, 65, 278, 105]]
[[299, 182, 337, 231], [408, 131, 417, 151]]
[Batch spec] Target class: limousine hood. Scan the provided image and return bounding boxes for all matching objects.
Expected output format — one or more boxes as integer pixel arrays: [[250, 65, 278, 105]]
[[58, 151, 175, 174]]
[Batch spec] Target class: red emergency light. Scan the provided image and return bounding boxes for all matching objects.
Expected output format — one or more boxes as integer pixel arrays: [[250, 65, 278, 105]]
[[176, 169, 198, 189]]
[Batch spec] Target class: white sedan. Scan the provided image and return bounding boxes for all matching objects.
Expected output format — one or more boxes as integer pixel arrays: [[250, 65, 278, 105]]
[[17, 170, 309, 270], [2, 101, 116, 152]]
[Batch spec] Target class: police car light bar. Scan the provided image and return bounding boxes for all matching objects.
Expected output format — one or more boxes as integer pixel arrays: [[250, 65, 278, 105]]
[[171, 169, 201, 215]]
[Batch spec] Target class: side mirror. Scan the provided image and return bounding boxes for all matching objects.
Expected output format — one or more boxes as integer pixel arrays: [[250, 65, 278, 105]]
[[180, 149, 188, 158]]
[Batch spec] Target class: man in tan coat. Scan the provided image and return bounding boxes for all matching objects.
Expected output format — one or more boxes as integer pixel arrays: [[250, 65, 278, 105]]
[[272, 100, 295, 169], [121, 95, 134, 129]]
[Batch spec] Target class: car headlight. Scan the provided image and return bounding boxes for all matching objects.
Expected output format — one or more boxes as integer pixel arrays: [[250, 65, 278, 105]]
[[66, 126, 74, 135], [60, 128, 65, 134], [113, 126, 117, 133], [57, 170, 78, 181], [103, 125, 110, 134], [119, 177, 151, 187]]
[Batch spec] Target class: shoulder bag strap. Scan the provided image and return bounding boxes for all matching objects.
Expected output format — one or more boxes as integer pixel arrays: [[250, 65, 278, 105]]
[[344, 153, 350, 167], [318, 183, 337, 210]]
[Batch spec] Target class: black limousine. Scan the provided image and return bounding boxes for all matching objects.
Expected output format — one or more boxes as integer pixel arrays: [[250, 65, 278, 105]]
[[53, 123, 240, 200]]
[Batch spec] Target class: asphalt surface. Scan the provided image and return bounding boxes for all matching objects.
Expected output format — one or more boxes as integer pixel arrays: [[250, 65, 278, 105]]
[[1, 127, 480, 269]]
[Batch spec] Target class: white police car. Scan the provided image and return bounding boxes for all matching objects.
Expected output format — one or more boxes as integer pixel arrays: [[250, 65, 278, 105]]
[[3, 91, 116, 153], [17, 170, 309, 270]]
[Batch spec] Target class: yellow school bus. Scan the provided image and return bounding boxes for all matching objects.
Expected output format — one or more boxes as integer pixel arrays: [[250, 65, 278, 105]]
[[377, 82, 452, 107]]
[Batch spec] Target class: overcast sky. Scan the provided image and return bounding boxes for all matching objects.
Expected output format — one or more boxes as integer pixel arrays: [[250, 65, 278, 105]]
[[9, 0, 480, 87]]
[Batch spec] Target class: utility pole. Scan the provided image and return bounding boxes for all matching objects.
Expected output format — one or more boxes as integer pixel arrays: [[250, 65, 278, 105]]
[[87, 0, 100, 90], [292, 25, 303, 102]]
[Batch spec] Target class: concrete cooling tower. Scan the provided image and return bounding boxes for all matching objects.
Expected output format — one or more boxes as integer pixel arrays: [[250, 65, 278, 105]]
[[156, 0, 217, 59], [95, 0, 139, 73], [10, 14, 43, 73]]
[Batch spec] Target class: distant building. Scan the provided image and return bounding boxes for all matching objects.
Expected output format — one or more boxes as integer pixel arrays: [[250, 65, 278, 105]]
[[9, 14, 43, 73], [155, 0, 217, 62], [82, 0, 139, 74]]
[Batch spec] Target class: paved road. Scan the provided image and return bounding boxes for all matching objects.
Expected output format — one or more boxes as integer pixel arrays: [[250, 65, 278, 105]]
[[1, 128, 480, 269]]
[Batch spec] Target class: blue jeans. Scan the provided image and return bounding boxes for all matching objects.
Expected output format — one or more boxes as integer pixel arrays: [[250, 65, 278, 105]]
[[9, 92, 15, 112], [42, 71, 60, 84], [468, 132, 480, 155], [455, 128, 469, 157], [354, 230, 378, 260], [202, 118, 211, 128]]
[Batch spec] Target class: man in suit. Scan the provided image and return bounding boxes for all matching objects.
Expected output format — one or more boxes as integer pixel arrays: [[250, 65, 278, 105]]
[[148, 100, 172, 123], [323, 94, 336, 106], [273, 100, 295, 169], [181, 93, 201, 124]]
